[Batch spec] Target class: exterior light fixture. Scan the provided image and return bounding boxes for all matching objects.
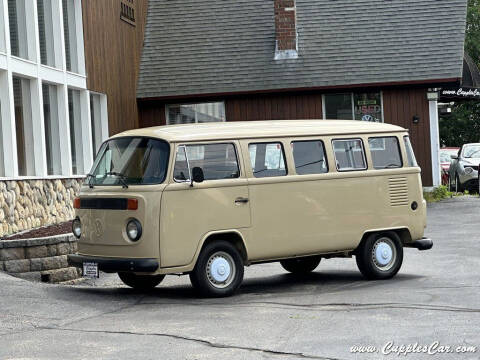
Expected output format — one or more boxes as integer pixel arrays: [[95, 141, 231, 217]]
[[412, 115, 420, 124]]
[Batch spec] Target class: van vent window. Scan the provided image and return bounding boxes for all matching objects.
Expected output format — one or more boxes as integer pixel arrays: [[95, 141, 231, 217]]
[[291, 140, 328, 175], [332, 139, 367, 171], [249, 142, 287, 178], [403, 136, 418, 167], [368, 137, 402, 169]]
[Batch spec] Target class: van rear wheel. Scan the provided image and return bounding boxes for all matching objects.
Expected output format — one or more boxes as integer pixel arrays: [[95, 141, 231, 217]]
[[118, 272, 165, 290], [189, 240, 244, 297], [280, 256, 321, 274], [355, 232, 403, 280]]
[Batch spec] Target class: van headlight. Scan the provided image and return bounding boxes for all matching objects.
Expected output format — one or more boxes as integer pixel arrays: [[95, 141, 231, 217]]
[[126, 219, 142, 241], [72, 217, 82, 238]]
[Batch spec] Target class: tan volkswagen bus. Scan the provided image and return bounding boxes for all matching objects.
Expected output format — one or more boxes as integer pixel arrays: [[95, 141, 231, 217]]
[[68, 120, 432, 297]]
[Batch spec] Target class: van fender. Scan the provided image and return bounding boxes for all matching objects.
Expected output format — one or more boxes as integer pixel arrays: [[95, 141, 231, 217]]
[[358, 227, 412, 250], [190, 229, 250, 268]]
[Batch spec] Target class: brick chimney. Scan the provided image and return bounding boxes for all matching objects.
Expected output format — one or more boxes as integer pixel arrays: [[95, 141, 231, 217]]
[[274, 0, 298, 59]]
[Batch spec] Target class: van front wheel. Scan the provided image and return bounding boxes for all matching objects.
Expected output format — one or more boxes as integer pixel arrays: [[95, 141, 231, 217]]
[[355, 232, 403, 280], [118, 272, 165, 290], [280, 256, 321, 274], [189, 241, 244, 297]]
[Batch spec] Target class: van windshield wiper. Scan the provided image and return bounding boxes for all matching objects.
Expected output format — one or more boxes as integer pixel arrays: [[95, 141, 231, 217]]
[[105, 171, 129, 189], [85, 173, 95, 189]]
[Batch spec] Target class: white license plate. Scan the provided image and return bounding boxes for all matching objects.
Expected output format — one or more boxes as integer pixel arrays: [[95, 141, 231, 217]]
[[83, 262, 99, 278]]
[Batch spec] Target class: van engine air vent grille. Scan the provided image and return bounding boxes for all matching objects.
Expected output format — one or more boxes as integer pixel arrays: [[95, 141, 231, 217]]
[[388, 177, 409, 207]]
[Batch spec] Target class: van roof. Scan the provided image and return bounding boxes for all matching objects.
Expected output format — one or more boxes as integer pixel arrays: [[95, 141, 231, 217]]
[[113, 120, 407, 142]]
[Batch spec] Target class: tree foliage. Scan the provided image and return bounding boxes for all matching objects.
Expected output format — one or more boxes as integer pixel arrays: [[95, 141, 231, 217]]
[[439, 0, 480, 147]]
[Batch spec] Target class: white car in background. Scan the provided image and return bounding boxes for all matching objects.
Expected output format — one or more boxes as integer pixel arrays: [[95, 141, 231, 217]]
[[449, 143, 480, 193]]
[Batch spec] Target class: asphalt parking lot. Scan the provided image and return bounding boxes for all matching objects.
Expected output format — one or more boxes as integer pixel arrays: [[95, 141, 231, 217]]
[[0, 197, 479, 360]]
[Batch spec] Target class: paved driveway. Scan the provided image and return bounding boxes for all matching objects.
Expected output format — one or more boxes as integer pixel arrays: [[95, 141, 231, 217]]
[[0, 197, 479, 360]]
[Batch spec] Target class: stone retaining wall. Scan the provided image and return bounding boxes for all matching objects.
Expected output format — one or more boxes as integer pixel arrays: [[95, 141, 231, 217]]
[[0, 234, 81, 283], [0, 179, 82, 237]]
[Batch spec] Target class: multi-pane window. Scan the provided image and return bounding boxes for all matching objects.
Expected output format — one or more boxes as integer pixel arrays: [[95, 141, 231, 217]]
[[37, 0, 56, 67], [8, 0, 31, 60], [369, 137, 402, 169], [291, 140, 328, 175], [120, 0, 136, 26], [62, 0, 78, 73], [42, 83, 61, 175], [13, 76, 34, 176], [68, 88, 83, 175], [324, 92, 383, 123], [173, 143, 239, 181], [248, 143, 287, 178], [167, 102, 225, 125], [332, 139, 367, 171]]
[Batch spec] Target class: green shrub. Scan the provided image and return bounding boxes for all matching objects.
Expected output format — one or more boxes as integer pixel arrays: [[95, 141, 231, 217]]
[[424, 185, 452, 203]]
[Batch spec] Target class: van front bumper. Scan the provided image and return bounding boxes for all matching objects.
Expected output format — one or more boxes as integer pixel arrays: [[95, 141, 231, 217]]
[[68, 254, 159, 273], [405, 237, 433, 251]]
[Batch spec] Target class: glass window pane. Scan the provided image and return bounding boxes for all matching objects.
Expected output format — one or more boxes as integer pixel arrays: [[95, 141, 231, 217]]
[[91, 138, 170, 185], [8, 0, 29, 59], [324, 94, 353, 120], [167, 102, 225, 124], [37, 0, 55, 67], [292, 140, 328, 175], [332, 139, 367, 171], [180, 143, 239, 181], [43, 83, 61, 175], [249, 142, 287, 178], [403, 136, 418, 167], [173, 146, 190, 181], [90, 93, 105, 156], [13, 76, 33, 176], [354, 93, 383, 122], [0, 3, 6, 52], [369, 137, 402, 169], [62, 0, 78, 72], [68, 88, 83, 174]]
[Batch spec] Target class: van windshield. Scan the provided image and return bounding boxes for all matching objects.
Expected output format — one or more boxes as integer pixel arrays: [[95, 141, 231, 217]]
[[89, 137, 169, 186]]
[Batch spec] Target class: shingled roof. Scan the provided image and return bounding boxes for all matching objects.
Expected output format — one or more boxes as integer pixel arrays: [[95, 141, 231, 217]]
[[137, 0, 468, 99]]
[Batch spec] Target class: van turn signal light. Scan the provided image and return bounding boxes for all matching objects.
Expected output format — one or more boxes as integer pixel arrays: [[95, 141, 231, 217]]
[[73, 197, 81, 209], [127, 198, 138, 210]]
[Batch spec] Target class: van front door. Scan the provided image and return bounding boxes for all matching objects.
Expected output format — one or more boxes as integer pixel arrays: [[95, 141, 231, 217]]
[[160, 142, 251, 268]]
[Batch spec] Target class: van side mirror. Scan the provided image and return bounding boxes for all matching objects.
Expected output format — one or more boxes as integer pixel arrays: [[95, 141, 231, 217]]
[[451, 154, 458, 160], [191, 167, 204, 184]]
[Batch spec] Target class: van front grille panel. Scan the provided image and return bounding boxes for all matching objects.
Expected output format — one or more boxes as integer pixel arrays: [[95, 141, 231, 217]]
[[388, 177, 409, 207], [79, 198, 128, 210]]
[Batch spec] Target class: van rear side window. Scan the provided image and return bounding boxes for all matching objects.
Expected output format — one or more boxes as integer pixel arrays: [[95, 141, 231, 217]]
[[249, 143, 287, 178], [369, 137, 402, 169], [173, 143, 240, 181], [332, 139, 367, 171]]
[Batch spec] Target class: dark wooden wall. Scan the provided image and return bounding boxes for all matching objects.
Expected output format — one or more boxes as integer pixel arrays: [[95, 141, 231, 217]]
[[82, 0, 149, 136], [383, 88, 432, 186], [137, 88, 433, 185]]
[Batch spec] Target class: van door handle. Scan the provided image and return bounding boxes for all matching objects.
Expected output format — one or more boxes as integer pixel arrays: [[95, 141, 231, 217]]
[[235, 197, 249, 204]]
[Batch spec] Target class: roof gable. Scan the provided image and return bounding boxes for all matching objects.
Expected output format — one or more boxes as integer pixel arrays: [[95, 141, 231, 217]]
[[137, 0, 468, 99]]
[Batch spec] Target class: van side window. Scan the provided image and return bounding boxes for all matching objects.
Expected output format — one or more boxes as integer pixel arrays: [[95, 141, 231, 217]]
[[249, 142, 287, 178], [173, 143, 240, 182], [291, 140, 328, 175], [332, 139, 367, 171], [403, 136, 418, 167], [368, 137, 402, 169]]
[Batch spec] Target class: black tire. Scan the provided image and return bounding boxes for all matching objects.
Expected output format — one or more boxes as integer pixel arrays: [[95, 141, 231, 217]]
[[280, 256, 321, 274], [355, 232, 403, 280], [118, 272, 165, 290], [455, 174, 464, 193], [189, 241, 244, 298]]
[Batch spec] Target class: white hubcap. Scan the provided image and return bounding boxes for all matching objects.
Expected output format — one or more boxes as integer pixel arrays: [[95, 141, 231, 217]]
[[206, 251, 235, 289], [372, 238, 396, 271]]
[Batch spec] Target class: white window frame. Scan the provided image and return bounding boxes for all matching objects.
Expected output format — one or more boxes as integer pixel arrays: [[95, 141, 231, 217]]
[[165, 101, 226, 125], [322, 91, 384, 123], [0, 0, 92, 180]]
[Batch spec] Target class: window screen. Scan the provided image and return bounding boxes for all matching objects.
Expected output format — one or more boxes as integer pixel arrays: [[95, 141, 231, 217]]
[[369, 137, 402, 169], [332, 139, 367, 171], [292, 140, 328, 175], [249, 143, 286, 178], [173, 143, 239, 181]]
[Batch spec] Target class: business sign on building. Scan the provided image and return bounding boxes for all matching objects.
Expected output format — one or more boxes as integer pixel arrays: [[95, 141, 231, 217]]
[[440, 87, 480, 100]]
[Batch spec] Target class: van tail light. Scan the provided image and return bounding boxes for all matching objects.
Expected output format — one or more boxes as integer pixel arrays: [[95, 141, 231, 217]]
[[127, 198, 138, 210], [73, 197, 81, 209]]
